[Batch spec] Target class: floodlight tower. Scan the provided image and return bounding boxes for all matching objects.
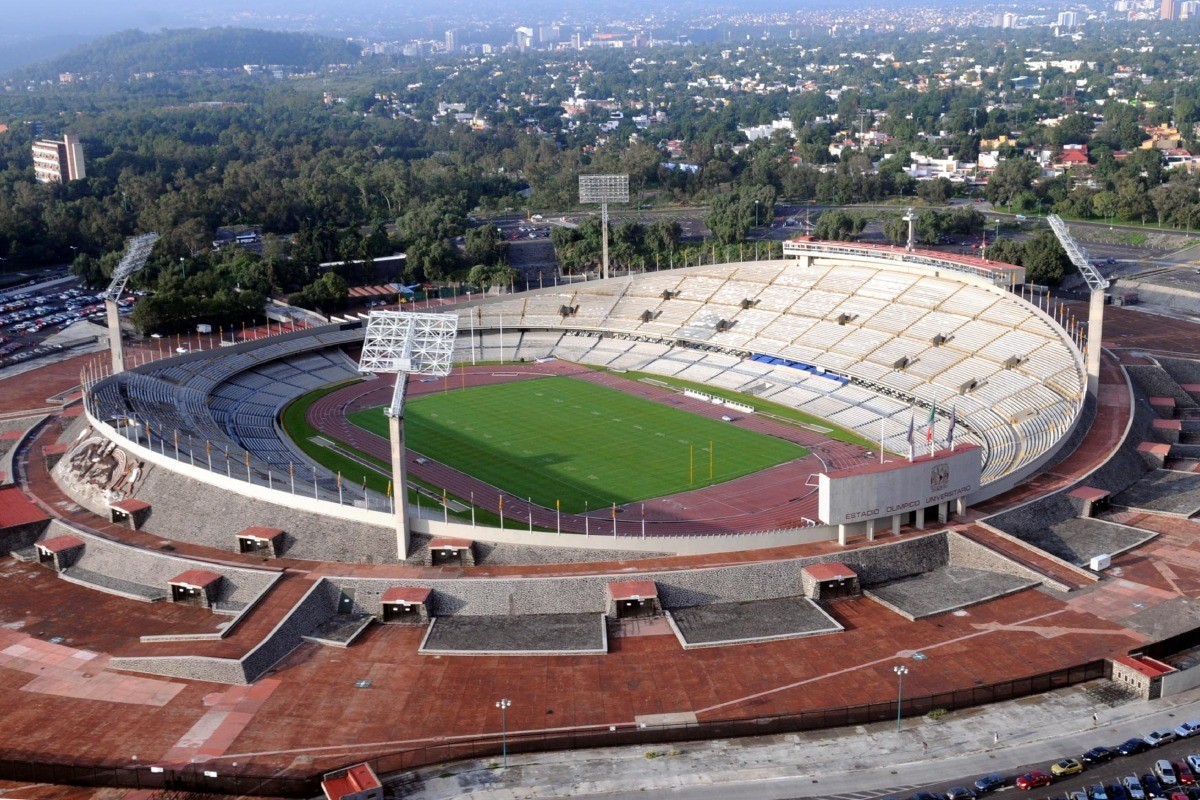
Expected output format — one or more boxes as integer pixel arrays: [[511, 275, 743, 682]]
[[902, 208, 918, 252], [578, 174, 629, 280], [358, 310, 458, 559], [1046, 214, 1109, 399], [102, 233, 159, 374]]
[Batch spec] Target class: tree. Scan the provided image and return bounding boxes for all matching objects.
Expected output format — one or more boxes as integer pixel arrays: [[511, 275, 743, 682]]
[[464, 224, 506, 266], [881, 215, 909, 245], [1021, 231, 1072, 285], [916, 178, 952, 205], [986, 158, 1040, 207], [290, 271, 349, 313], [812, 210, 866, 241]]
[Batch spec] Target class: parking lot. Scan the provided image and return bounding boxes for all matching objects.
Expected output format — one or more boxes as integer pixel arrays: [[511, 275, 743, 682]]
[[0, 274, 107, 369]]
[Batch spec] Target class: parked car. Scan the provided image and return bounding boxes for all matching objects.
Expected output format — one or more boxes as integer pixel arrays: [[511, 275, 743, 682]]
[[974, 774, 1008, 793], [946, 788, 977, 800], [1085, 747, 1118, 764], [1123, 775, 1146, 800], [1109, 783, 1131, 800], [1177, 762, 1197, 786], [1053, 758, 1085, 777], [1089, 785, 1108, 800], [1188, 755, 1200, 774], [1017, 772, 1054, 790], [1120, 738, 1154, 756], [1143, 773, 1164, 797], [1147, 729, 1179, 748], [1157, 760, 1180, 787], [1176, 721, 1200, 739]]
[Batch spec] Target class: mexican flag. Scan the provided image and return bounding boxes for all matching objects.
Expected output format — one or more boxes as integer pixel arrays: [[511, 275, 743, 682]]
[[925, 401, 937, 444]]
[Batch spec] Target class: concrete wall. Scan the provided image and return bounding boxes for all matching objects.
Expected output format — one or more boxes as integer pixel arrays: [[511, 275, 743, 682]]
[[326, 532, 950, 617], [945, 531, 1068, 590], [1160, 664, 1200, 697], [108, 577, 340, 684], [45, 520, 280, 611]]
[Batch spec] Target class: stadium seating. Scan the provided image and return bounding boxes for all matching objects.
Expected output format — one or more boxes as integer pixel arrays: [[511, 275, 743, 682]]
[[85, 253, 1083, 499], [448, 257, 1083, 482]]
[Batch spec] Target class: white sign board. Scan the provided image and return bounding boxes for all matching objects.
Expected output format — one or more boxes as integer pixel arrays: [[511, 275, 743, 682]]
[[818, 446, 982, 526]]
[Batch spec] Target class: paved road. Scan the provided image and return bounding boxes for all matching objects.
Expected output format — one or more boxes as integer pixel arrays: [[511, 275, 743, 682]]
[[398, 682, 1200, 800]]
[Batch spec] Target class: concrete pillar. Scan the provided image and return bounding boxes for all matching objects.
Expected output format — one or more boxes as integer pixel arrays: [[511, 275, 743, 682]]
[[601, 202, 610, 280], [866, 518, 876, 542], [956, 497, 968, 516], [388, 384, 411, 560], [105, 299, 125, 374], [892, 514, 902, 535], [798, 254, 812, 268], [1086, 289, 1105, 400], [938, 502, 949, 524], [915, 508, 926, 530], [837, 523, 849, 546]]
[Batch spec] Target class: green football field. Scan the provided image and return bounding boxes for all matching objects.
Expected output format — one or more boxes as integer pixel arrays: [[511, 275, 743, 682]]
[[347, 376, 807, 513]]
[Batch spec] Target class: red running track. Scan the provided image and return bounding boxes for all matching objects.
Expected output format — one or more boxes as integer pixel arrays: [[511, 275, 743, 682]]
[[306, 363, 878, 537]]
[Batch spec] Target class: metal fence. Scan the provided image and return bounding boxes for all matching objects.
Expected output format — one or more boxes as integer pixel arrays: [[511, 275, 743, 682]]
[[0, 660, 1104, 797]]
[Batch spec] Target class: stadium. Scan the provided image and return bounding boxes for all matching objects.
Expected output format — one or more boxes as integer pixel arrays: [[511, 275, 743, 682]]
[[0, 234, 1191, 795]]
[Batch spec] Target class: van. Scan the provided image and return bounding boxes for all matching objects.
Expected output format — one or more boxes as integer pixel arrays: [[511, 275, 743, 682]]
[[1156, 759, 1179, 787]]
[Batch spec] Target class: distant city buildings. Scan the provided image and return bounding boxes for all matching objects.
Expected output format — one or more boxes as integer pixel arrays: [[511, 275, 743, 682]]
[[1057, 10, 1079, 28], [32, 134, 85, 184], [1162, 0, 1180, 19]]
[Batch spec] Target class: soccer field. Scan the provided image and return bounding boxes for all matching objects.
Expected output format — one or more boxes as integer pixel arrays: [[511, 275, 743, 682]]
[[347, 376, 807, 513]]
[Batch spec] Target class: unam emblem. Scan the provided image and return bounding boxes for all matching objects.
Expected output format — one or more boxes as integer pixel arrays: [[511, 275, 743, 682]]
[[930, 463, 950, 492]]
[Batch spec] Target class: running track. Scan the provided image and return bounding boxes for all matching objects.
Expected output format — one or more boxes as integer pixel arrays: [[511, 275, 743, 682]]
[[306, 362, 877, 537]]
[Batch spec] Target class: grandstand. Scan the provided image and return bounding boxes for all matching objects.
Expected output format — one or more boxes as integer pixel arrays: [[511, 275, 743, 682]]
[[452, 257, 1083, 486]]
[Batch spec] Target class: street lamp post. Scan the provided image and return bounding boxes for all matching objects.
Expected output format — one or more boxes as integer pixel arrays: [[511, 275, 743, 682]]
[[754, 199, 760, 228], [893, 665, 909, 733], [496, 698, 512, 767]]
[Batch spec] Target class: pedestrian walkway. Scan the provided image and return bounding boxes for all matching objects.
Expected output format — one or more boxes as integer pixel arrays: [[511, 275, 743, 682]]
[[396, 682, 1200, 800]]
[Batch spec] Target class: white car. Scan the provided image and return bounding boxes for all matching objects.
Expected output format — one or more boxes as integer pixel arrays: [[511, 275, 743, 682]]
[[1177, 720, 1200, 738], [1146, 728, 1178, 747], [1188, 753, 1200, 774], [1123, 775, 1146, 800]]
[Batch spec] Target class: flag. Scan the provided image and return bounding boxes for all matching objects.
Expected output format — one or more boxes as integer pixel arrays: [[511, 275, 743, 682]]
[[499, 495, 504, 512], [925, 401, 936, 444], [947, 406, 957, 450], [906, 410, 915, 462], [386, 479, 392, 498]]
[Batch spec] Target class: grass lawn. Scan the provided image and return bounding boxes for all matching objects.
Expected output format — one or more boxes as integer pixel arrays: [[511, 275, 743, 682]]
[[616, 369, 879, 450], [348, 376, 807, 512], [279, 380, 509, 526]]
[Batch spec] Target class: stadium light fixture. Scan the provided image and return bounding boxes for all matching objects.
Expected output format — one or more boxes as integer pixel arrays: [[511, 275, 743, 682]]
[[579, 174, 629, 280], [1045, 214, 1106, 399], [103, 232, 159, 374], [358, 310, 458, 558]]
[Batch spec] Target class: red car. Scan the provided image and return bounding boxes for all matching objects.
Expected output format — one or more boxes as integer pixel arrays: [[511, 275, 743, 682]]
[[1016, 772, 1053, 790], [1175, 761, 1196, 785]]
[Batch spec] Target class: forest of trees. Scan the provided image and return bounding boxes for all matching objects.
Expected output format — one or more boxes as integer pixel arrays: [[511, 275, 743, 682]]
[[3, 21, 1200, 326]]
